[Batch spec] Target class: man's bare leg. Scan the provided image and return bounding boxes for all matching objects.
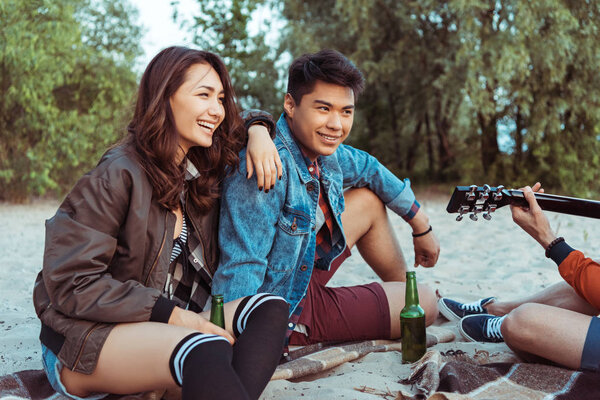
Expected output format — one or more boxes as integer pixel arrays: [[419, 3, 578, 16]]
[[487, 281, 599, 316], [341, 187, 439, 338], [501, 303, 592, 369], [341, 187, 407, 281]]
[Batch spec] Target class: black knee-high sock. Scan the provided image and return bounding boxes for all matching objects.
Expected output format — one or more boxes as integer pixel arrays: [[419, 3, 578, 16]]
[[169, 332, 250, 400], [231, 293, 289, 400]]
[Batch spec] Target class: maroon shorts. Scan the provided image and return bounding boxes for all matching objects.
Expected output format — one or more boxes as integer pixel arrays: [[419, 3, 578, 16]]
[[289, 247, 391, 345]]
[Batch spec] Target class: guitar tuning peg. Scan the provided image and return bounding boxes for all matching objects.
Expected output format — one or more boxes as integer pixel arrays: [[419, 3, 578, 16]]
[[494, 185, 504, 201], [483, 213, 492, 220], [469, 213, 478, 221], [480, 184, 490, 200], [456, 205, 470, 222], [466, 185, 477, 201]]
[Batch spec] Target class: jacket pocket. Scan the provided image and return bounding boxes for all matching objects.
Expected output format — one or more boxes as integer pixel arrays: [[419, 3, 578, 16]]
[[268, 206, 310, 272], [277, 206, 310, 235]]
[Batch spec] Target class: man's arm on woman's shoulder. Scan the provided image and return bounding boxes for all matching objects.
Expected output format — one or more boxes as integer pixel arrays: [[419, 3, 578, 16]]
[[212, 153, 287, 302]]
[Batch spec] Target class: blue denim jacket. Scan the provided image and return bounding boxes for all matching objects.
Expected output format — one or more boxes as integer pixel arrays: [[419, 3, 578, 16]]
[[212, 114, 419, 315]]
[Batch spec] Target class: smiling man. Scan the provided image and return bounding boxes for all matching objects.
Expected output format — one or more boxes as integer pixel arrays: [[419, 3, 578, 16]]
[[212, 50, 440, 350]]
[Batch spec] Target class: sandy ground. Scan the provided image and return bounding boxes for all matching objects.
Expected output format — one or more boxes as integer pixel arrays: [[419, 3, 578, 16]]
[[1, 194, 598, 398]]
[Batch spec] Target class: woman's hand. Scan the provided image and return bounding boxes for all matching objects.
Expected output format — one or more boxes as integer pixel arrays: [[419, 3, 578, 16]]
[[168, 306, 235, 344], [510, 182, 556, 248], [246, 124, 283, 192]]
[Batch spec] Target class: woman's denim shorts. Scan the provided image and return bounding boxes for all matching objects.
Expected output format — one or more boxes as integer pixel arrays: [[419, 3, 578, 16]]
[[41, 344, 108, 400]]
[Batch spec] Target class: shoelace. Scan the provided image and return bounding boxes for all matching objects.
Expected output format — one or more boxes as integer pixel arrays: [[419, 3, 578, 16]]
[[460, 299, 486, 312], [485, 316, 505, 340]]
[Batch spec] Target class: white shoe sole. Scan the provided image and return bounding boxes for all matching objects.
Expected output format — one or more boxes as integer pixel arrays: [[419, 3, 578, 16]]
[[437, 298, 462, 321]]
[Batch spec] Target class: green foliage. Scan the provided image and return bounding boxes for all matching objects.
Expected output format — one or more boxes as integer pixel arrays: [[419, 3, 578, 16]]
[[0, 0, 141, 201], [177, 0, 283, 116], [6, 0, 598, 201], [184, 0, 600, 197]]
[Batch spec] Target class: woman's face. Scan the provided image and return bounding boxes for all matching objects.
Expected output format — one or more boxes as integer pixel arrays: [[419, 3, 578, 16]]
[[170, 63, 225, 155]]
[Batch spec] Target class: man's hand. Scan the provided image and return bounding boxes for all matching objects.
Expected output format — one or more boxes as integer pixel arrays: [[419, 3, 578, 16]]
[[413, 231, 440, 268], [168, 306, 235, 344], [510, 182, 556, 249], [409, 209, 440, 268], [246, 124, 283, 191]]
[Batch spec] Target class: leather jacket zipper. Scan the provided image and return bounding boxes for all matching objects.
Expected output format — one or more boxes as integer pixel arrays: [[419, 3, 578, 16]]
[[72, 323, 100, 371], [185, 195, 209, 275], [144, 212, 168, 286]]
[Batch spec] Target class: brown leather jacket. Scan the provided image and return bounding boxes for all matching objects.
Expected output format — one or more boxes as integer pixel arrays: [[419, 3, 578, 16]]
[[32, 145, 220, 374]]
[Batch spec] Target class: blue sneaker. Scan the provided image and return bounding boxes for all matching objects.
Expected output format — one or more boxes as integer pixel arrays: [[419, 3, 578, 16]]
[[438, 297, 495, 321], [460, 314, 505, 343]]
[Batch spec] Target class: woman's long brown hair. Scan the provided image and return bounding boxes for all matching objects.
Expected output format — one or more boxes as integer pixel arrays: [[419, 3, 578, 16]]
[[126, 47, 245, 213]]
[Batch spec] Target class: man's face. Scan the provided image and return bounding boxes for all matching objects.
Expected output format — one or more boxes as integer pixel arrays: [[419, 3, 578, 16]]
[[284, 80, 355, 161]]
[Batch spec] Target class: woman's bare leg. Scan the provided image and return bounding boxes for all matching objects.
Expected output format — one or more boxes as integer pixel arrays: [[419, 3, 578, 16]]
[[61, 322, 198, 396], [62, 298, 247, 397]]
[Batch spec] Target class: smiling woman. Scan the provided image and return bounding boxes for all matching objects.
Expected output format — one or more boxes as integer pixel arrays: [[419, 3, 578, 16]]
[[170, 63, 226, 155], [31, 46, 288, 400]]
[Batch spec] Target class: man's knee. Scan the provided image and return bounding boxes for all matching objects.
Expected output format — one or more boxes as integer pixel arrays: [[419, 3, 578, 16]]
[[501, 303, 540, 345], [345, 187, 385, 215], [417, 283, 439, 326], [383, 281, 438, 327]]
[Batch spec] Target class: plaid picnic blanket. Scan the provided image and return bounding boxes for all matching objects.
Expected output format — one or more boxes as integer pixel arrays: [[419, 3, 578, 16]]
[[273, 326, 454, 380], [401, 349, 600, 400], [0, 327, 454, 399]]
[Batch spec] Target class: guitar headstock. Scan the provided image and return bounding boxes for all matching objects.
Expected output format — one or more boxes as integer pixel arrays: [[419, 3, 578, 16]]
[[446, 184, 511, 221]]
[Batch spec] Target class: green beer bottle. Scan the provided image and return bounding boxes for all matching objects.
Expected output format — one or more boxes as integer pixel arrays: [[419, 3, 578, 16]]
[[210, 294, 225, 329], [400, 271, 426, 363]]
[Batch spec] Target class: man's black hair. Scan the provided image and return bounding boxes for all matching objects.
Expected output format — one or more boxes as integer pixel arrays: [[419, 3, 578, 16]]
[[286, 49, 365, 104]]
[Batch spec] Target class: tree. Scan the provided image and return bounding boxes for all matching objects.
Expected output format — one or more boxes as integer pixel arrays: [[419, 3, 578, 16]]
[[455, 1, 600, 194], [277, 0, 600, 194], [176, 0, 282, 116], [278, 0, 467, 182], [180, 0, 600, 195], [0, 0, 142, 201]]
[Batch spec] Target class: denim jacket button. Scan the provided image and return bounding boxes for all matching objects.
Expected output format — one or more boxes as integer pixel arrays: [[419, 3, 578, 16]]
[[306, 183, 314, 192], [300, 264, 308, 271], [291, 217, 297, 231]]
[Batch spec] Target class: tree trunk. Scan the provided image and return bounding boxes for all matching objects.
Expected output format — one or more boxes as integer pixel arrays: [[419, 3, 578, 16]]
[[387, 91, 402, 171], [406, 118, 422, 173], [434, 99, 454, 178], [513, 107, 524, 177], [424, 112, 435, 177], [478, 112, 499, 175]]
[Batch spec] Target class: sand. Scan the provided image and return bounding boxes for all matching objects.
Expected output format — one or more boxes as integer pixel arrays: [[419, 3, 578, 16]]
[[1, 195, 598, 398]]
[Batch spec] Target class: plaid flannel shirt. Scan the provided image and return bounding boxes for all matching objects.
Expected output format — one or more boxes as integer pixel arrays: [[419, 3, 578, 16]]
[[162, 159, 213, 313], [285, 155, 337, 345]]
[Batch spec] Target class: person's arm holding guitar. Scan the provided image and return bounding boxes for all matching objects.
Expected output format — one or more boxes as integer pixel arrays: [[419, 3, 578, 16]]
[[446, 183, 600, 220], [511, 182, 600, 311], [510, 182, 556, 249]]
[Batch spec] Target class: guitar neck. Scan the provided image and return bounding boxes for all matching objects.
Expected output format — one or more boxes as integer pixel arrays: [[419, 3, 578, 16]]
[[506, 190, 600, 219]]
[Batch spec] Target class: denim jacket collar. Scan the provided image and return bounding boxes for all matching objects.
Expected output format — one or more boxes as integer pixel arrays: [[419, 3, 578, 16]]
[[276, 114, 335, 186]]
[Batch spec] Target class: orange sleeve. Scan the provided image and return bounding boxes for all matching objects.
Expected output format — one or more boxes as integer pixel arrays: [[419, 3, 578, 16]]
[[558, 250, 600, 310]]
